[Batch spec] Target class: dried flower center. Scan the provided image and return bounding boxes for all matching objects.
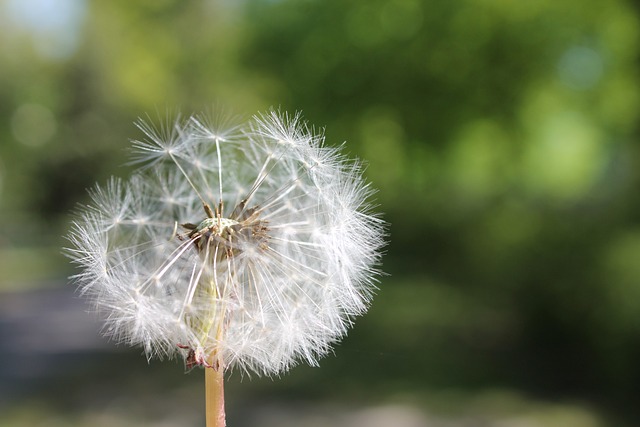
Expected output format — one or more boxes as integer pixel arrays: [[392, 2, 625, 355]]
[[195, 217, 239, 236], [181, 202, 270, 256]]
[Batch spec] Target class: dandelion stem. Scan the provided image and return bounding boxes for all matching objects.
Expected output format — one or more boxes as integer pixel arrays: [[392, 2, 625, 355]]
[[205, 363, 226, 427]]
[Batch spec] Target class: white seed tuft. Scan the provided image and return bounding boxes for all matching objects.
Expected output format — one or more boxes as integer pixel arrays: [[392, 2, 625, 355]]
[[66, 110, 385, 376]]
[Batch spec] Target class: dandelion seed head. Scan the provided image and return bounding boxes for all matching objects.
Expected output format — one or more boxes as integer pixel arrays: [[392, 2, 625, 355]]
[[66, 109, 385, 376]]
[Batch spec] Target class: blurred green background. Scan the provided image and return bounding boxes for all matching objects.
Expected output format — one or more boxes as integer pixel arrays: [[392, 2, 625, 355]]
[[2, 0, 640, 426]]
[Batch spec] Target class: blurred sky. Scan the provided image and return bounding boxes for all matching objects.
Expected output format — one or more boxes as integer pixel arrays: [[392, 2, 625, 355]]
[[3, 0, 86, 60]]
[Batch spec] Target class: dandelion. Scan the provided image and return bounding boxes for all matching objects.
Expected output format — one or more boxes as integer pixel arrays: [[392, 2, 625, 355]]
[[65, 109, 385, 426]]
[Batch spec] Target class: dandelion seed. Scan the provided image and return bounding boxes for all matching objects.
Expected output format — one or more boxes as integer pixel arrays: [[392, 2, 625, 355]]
[[65, 109, 386, 426]]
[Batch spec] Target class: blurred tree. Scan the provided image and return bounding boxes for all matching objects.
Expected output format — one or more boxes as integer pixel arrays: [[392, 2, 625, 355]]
[[239, 0, 640, 399]]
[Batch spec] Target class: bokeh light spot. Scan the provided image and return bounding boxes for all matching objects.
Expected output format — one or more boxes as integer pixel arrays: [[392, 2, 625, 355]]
[[11, 104, 58, 147], [358, 107, 405, 188], [447, 119, 511, 200], [523, 110, 605, 200], [557, 46, 604, 90], [380, 0, 423, 41]]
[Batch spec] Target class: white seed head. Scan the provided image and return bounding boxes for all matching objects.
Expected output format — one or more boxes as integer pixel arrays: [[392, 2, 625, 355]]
[[66, 110, 385, 376]]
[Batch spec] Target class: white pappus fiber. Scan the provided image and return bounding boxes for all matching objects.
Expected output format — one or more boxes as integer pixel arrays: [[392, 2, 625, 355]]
[[66, 110, 385, 376]]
